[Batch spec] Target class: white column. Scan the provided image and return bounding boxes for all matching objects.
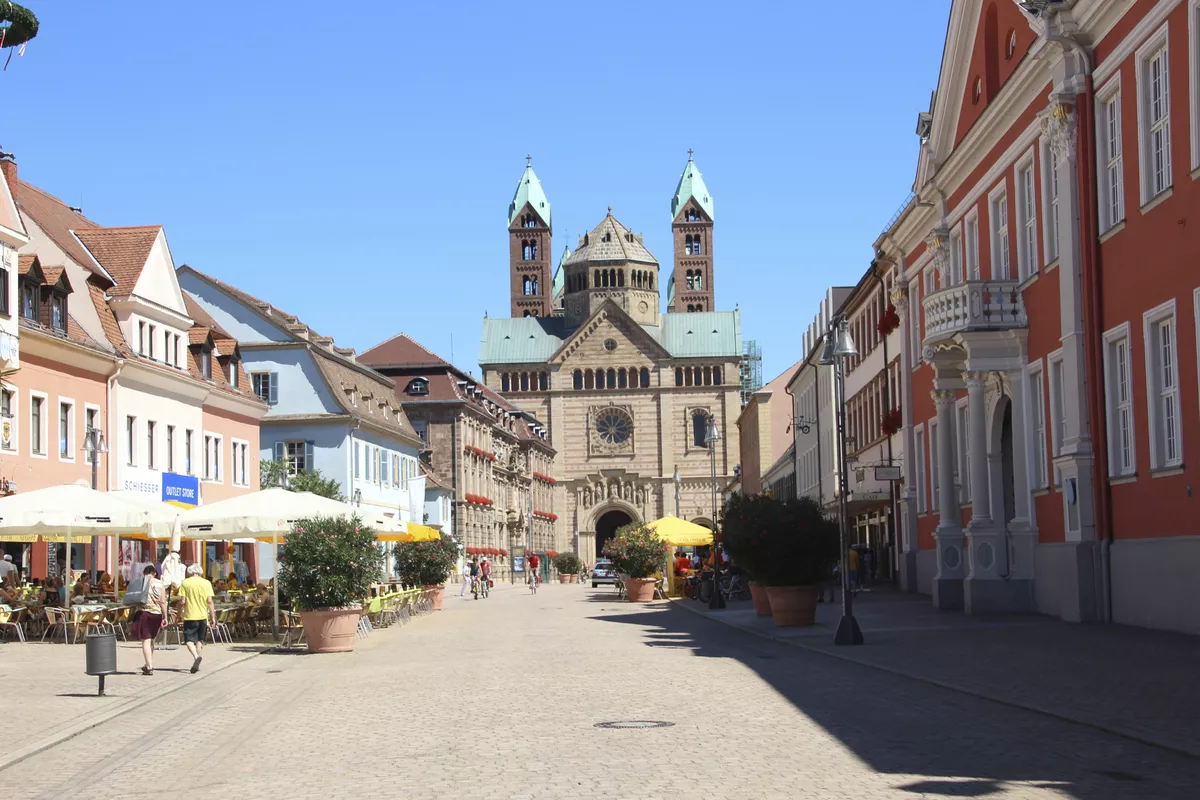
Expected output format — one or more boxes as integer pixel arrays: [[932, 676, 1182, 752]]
[[965, 372, 992, 527], [932, 387, 964, 609]]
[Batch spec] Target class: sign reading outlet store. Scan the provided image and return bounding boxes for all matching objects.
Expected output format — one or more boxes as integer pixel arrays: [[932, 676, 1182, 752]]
[[122, 466, 200, 508]]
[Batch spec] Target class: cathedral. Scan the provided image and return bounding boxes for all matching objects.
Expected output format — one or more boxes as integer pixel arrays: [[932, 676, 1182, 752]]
[[479, 155, 742, 559]]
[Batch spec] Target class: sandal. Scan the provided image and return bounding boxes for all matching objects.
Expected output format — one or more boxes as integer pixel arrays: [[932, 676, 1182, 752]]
[[141, 666, 153, 676]]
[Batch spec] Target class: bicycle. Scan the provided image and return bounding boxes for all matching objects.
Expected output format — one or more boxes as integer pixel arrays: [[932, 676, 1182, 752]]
[[528, 572, 538, 594], [480, 574, 490, 598], [471, 576, 480, 600], [720, 572, 751, 602]]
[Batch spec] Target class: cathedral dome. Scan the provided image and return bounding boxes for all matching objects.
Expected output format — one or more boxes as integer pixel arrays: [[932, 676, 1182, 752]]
[[565, 209, 657, 266]]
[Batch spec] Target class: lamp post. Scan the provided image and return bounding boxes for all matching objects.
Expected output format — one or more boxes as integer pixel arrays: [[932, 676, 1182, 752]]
[[352, 488, 362, 507], [673, 466, 681, 518], [82, 426, 108, 577], [705, 416, 725, 610], [820, 316, 864, 645]]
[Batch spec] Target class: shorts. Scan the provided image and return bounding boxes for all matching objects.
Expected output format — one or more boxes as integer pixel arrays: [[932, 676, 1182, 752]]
[[130, 612, 162, 641], [183, 620, 208, 643]]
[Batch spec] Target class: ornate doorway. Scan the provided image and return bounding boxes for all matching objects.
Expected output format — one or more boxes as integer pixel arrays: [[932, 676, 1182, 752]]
[[595, 509, 633, 560]]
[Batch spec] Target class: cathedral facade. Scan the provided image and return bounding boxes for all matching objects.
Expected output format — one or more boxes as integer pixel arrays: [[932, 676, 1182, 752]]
[[479, 156, 741, 560]]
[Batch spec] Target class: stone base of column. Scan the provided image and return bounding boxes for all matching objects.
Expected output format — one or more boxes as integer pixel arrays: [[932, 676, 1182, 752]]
[[933, 575, 964, 609], [964, 575, 1037, 614], [897, 550, 920, 593]]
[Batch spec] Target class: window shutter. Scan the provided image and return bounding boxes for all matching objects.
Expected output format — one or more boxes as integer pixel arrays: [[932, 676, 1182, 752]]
[[269, 373, 279, 405], [274, 441, 285, 463], [305, 441, 314, 472]]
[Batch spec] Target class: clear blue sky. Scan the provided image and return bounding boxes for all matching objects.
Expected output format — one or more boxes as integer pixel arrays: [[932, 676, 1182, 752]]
[[3, 1, 947, 381]]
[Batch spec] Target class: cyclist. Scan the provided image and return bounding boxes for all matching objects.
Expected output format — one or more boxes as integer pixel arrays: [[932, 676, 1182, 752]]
[[479, 557, 492, 598], [528, 552, 540, 586], [469, 558, 481, 599]]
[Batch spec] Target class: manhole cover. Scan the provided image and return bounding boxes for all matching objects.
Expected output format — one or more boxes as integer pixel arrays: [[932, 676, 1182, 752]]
[[594, 720, 674, 729]]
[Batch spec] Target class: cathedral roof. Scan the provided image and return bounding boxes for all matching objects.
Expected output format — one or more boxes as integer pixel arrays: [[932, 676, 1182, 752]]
[[479, 307, 741, 365], [666, 272, 676, 307], [670, 153, 714, 221], [507, 163, 551, 228], [551, 245, 569, 303], [564, 210, 656, 266]]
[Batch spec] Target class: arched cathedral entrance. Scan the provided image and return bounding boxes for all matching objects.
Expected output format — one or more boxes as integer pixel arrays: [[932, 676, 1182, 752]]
[[595, 509, 633, 560]]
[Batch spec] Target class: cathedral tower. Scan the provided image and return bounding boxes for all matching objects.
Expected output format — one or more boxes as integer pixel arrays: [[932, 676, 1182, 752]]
[[668, 151, 715, 313], [562, 209, 660, 329], [508, 157, 553, 318]]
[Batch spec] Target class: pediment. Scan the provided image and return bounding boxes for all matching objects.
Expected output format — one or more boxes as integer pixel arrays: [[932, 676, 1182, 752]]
[[508, 201, 549, 231], [552, 300, 669, 366]]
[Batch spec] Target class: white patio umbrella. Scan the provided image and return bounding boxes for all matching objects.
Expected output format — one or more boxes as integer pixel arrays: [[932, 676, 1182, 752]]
[[0, 483, 165, 642], [177, 488, 366, 639], [108, 491, 186, 595]]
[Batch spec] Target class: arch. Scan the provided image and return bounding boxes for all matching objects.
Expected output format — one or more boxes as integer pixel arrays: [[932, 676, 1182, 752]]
[[574, 369, 583, 390], [522, 276, 531, 295], [523, 310, 532, 317], [988, 392, 1017, 525], [641, 367, 650, 388], [692, 410, 710, 447], [695, 271, 704, 289], [585, 370, 595, 390], [606, 368, 616, 388], [618, 369, 627, 389], [675, 368, 683, 387], [685, 368, 693, 387], [593, 507, 637, 560], [502, 374, 510, 392], [687, 304, 695, 313], [609, 268, 617, 287], [693, 235, 703, 255], [520, 373, 529, 392], [539, 372, 548, 391], [618, 270, 625, 287], [712, 366, 722, 385], [649, 274, 654, 290], [595, 269, 602, 287], [703, 366, 712, 386], [531, 278, 539, 295], [686, 270, 695, 290]]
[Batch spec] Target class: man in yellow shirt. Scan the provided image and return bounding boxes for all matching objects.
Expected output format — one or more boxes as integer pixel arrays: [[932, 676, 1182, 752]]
[[179, 564, 216, 674]]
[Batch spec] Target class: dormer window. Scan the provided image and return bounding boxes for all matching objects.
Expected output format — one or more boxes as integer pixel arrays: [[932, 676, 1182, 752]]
[[20, 281, 36, 320], [407, 378, 429, 396], [51, 296, 66, 333], [200, 346, 212, 380], [229, 355, 239, 389]]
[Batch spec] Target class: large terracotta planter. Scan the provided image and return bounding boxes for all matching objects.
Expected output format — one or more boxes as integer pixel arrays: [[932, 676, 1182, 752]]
[[568, 574, 578, 583], [764, 585, 818, 627], [748, 581, 772, 617], [299, 607, 361, 653], [624, 577, 656, 602], [424, 584, 446, 611], [559, 574, 570, 584]]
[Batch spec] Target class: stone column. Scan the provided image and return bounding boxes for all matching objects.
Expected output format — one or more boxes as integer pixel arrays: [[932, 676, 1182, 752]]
[[965, 373, 992, 527], [932, 387, 964, 610], [894, 289, 921, 592]]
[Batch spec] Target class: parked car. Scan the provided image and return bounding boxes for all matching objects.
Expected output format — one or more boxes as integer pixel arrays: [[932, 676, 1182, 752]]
[[591, 559, 618, 588]]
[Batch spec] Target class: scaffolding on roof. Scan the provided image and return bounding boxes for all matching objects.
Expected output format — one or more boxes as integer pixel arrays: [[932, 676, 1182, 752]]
[[739, 340, 763, 409]]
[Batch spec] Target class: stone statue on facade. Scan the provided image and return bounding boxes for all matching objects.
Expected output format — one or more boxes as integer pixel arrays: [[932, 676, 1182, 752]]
[[583, 487, 592, 508]]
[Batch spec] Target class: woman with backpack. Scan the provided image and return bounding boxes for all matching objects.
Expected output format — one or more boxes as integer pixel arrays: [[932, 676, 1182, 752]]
[[130, 565, 168, 676]]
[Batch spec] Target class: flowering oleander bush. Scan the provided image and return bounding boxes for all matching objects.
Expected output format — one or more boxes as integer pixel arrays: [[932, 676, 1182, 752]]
[[601, 524, 670, 579], [553, 551, 581, 574], [722, 494, 839, 587], [393, 533, 459, 587], [277, 515, 382, 610]]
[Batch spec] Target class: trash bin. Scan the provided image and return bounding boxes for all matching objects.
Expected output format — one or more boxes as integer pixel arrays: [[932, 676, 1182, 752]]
[[85, 632, 117, 696]]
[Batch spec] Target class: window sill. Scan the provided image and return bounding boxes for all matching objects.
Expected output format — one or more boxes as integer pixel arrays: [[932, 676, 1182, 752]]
[[1031, 487, 1051, 497], [1192, 165, 1200, 181], [1018, 271, 1040, 291], [1043, 259, 1060, 274], [31, 451, 47, 460], [1108, 473, 1138, 486], [1139, 187, 1173, 216], [1150, 465, 1185, 479], [1099, 221, 1126, 243]]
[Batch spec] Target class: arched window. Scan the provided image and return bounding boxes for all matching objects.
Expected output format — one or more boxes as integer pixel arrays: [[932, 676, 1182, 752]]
[[703, 367, 712, 386], [693, 412, 710, 448], [685, 368, 693, 387], [531, 278, 539, 295], [617, 270, 625, 287], [585, 370, 595, 390], [595, 269, 601, 287], [695, 271, 704, 289], [609, 269, 617, 287], [606, 368, 616, 389], [693, 367, 702, 385], [539, 372, 548, 391], [649, 274, 654, 290], [618, 370, 627, 389], [685, 235, 694, 256], [522, 276, 531, 295], [687, 305, 695, 312], [675, 368, 683, 387], [520, 373, 529, 392], [574, 370, 583, 390], [693, 236, 703, 255], [685, 270, 694, 290], [596, 370, 605, 389], [641, 368, 650, 388], [713, 367, 721, 385], [523, 310, 532, 317], [502, 374, 510, 392]]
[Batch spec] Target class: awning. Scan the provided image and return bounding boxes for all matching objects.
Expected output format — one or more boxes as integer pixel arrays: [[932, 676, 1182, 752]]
[[375, 522, 441, 543], [644, 516, 713, 547]]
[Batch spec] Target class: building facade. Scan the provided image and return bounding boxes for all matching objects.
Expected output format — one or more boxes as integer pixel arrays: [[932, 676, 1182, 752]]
[[873, 0, 1200, 633], [359, 333, 557, 580], [480, 157, 741, 561]]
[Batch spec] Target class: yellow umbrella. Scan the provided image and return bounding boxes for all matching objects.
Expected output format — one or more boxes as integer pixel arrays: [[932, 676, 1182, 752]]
[[376, 522, 442, 543], [645, 516, 713, 547]]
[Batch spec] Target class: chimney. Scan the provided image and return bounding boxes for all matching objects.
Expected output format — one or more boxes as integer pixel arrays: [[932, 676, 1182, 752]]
[[0, 155, 16, 202]]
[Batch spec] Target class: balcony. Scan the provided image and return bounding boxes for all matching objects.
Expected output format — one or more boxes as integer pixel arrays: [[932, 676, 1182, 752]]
[[923, 280, 1026, 343]]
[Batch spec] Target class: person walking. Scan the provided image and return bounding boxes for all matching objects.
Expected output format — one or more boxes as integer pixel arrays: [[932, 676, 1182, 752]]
[[479, 557, 492, 598], [178, 564, 215, 674], [459, 560, 472, 597], [131, 565, 167, 676]]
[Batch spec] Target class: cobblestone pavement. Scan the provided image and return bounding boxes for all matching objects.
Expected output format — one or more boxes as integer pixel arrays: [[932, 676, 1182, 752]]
[[3, 583, 1199, 799]]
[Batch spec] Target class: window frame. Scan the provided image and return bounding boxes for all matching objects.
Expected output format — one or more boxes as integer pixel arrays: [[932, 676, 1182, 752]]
[[1136, 24, 1173, 206], [1191, 0, 1200, 173], [56, 398, 74, 462], [914, 424, 927, 514], [1039, 137, 1061, 265], [1143, 299, 1183, 469], [1015, 150, 1038, 281], [231, 438, 250, 486], [1101, 322, 1136, 477], [988, 182, 1011, 280], [166, 424, 175, 473], [928, 417, 940, 514], [1095, 74, 1125, 232], [963, 209, 980, 282], [1046, 349, 1065, 485], [1028, 359, 1049, 489], [955, 397, 971, 504], [83, 404, 100, 464], [29, 391, 46, 459], [949, 221, 963, 286]]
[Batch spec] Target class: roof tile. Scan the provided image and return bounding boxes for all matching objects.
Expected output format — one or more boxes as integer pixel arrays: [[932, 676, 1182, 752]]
[[73, 226, 161, 296]]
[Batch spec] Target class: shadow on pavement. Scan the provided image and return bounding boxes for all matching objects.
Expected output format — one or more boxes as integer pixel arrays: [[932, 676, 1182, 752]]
[[587, 599, 1200, 799]]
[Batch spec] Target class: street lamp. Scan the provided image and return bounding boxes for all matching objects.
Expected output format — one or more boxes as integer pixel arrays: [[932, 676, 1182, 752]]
[[352, 488, 362, 507], [820, 316, 864, 646], [672, 466, 681, 518], [704, 416, 725, 610], [82, 427, 108, 576]]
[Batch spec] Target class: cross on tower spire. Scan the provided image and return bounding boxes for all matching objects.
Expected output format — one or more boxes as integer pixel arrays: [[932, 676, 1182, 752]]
[[526, 154, 532, 167], [688, 148, 694, 161]]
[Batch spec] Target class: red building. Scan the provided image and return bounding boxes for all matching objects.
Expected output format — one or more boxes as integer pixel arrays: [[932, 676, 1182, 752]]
[[878, 0, 1200, 633]]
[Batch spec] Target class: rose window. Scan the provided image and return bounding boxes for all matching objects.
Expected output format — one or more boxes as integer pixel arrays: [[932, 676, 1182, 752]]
[[596, 409, 632, 445]]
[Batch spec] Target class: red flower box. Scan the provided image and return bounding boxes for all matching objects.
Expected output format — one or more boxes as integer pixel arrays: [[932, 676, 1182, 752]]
[[880, 408, 903, 437]]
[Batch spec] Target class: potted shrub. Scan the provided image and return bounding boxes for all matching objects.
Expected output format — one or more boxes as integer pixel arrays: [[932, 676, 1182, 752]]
[[754, 497, 840, 627], [277, 515, 383, 653], [393, 533, 459, 610], [602, 524, 669, 602], [722, 492, 780, 617], [553, 551, 581, 583]]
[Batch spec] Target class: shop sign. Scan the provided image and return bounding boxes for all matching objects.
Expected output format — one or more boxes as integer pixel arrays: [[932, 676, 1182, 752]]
[[121, 466, 200, 508], [511, 545, 526, 573]]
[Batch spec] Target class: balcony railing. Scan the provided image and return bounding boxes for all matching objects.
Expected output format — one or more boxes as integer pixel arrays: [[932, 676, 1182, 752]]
[[923, 279, 1027, 341]]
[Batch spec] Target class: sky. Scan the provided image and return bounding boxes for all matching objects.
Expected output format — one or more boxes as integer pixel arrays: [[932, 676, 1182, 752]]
[[2, 1, 948, 381]]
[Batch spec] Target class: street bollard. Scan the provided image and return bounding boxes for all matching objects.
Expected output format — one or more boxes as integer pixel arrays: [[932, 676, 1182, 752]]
[[85, 632, 117, 696]]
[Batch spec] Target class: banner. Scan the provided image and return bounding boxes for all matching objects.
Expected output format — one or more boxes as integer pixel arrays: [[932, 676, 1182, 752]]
[[121, 466, 199, 508]]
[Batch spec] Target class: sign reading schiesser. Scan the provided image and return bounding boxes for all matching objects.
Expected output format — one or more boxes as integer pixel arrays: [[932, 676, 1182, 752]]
[[121, 466, 200, 508]]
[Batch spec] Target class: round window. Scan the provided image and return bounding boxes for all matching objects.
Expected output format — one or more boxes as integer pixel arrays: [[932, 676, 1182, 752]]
[[604, 338, 618, 352], [596, 409, 631, 445]]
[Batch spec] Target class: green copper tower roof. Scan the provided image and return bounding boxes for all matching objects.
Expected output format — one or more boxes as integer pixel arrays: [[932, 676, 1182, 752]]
[[551, 245, 570, 301], [508, 157, 552, 228], [670, 151, 714, 221]]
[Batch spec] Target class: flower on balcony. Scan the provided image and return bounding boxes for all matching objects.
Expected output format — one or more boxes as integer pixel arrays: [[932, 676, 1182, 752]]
[[500, 548, 508, 557], [880, 408, 903, 437], [533, 510, 558, 522], [877, 303, 902, 336], [533, 472, 557, 485], [548, 550, 558, 559]]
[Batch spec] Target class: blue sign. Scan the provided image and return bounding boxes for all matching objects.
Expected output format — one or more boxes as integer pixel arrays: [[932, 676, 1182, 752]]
[[162, 472, 199, 508]]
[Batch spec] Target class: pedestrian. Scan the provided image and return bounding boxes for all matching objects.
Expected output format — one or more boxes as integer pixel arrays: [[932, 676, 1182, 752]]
[[848, 547, 859, 591], [0, 553, 17, 583], [460, 560, 472, 596], [178, 563, 215, 674], [131, 565, 167, 676]]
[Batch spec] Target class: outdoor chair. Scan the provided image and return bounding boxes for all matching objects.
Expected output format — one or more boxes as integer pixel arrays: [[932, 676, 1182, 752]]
[[40, 607, 70, 642], [357, 603, 372, 640], [208, 608, 232, 644], [281, 611, 305, 649], [615, 577, 628, 600], [653, 578, 667, 600], [158, 609, 183, 646], [0, 605, 29, 642]]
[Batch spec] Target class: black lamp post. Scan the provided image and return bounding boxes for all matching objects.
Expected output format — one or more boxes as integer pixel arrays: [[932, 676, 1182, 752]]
[[83, 426, 108, 576], [705, 416, 725, 610]]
